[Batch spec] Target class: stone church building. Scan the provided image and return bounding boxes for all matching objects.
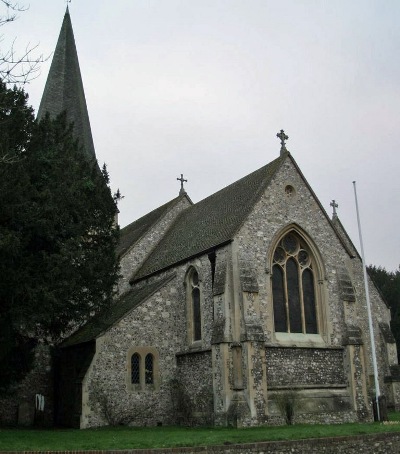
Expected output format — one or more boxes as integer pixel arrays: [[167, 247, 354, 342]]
[[2, 8, 400, 428]]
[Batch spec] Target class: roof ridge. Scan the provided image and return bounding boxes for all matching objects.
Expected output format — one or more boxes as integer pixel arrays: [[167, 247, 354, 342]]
[[117, 194, 190, 257], [131, 155, 286, 282]]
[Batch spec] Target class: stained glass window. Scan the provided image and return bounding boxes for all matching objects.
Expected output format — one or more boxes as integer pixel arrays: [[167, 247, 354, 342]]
[[272, 232, 318, 334]]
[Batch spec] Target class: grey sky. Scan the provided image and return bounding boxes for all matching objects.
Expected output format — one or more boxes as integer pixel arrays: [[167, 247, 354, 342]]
[[5, 0, 400, 271]]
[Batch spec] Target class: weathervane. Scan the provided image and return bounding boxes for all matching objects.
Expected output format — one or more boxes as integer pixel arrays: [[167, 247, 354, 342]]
[[330, 199, 338, 218], [276, 129, 288, 155], [177, 174, 188, 195]]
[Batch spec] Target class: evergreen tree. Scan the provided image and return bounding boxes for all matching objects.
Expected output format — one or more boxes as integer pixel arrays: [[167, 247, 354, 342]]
[[0, 80, 120, 390], [368, 265, 400, 359]]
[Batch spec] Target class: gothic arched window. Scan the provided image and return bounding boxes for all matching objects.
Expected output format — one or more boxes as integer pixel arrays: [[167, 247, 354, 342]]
[[272, 232, 318, 334]]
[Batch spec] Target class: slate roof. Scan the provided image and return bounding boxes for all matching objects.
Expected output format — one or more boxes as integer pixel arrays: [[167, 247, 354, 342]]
[[117, 195, 185, 257], [61, 274, 174, 347], [37, 8, 96, 160], [131, 155, 285, 282]]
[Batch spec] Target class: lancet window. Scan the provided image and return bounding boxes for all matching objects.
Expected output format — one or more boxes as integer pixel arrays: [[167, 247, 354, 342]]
[[131, 353, 140, 384], [187, 267, 202, 343], [272, 232, 318, 334], [145, 353, 154, 384]]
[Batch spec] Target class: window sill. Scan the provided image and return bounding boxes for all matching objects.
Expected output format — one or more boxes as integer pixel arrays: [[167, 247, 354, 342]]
[[270, 332, 326, 348]]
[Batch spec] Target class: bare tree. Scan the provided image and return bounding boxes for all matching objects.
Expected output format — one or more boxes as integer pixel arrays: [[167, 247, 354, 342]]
[[0, 1, 47, 85]]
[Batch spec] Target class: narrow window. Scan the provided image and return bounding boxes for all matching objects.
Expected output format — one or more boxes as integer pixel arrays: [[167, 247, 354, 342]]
[[145, 353, 154, 384], [286, 258, 302, 333], [302, 268, 318, 333], [272, 232, 318, 334], [187, 268, 202, 343], [131, 353, 140, 384], [191, 270, 202, 341], [208, 251, 216, 287], [272, 265, 287, 332]]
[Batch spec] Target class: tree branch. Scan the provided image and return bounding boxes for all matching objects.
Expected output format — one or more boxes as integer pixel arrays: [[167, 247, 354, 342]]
[[0, 1, 48, 85]]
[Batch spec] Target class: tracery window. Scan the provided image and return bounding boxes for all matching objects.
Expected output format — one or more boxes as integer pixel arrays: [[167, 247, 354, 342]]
[[272, 232, 318, 334], [187, 268, 202, 342]]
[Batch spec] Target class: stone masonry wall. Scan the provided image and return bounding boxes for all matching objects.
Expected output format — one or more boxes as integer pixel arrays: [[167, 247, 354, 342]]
[[176, 351, 213, 424], [266, 347, 346, 387], [82, 252, 216, 428], [235, 155, 352, 348], [235, 157, 382, 422], [333, 217, 396, 396], [3, 433, 400, 454]]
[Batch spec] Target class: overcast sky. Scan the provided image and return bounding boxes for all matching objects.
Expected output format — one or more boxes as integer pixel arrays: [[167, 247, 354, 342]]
[[4, 1, 400, 271]]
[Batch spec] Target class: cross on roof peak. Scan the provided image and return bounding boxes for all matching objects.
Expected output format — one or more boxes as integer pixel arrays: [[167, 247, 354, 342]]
[[177, 174, 188, 195], [277, 129, 288, 155], [330, 199, 338, 218]]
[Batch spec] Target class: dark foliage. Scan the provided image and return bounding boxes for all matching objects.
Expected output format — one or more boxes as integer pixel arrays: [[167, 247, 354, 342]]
[[0, 80, 120, 390], [368, 265, 400, 359]]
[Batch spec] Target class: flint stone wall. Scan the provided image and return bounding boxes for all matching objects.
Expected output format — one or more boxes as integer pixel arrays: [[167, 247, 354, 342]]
[[83, 253, 216, 428], [2, 432, 400, 454], [176, 350, 213, 424], [266, 347, 346, 387]]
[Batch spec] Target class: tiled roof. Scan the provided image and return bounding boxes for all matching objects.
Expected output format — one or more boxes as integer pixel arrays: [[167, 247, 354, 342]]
[[37, 8, 96, 160], [132, 155, 285, 281], [117, 196, 183, 257], [61, 274, 174, 347]]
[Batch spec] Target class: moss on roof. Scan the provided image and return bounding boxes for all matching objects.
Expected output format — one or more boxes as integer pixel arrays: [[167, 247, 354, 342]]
[[61, 274, 174, 347], [117, 196, 183, 257], [132, 155, 285, 282]]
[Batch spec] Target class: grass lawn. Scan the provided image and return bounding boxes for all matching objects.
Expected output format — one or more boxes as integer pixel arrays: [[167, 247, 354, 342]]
[[1, 413, 400, 451]]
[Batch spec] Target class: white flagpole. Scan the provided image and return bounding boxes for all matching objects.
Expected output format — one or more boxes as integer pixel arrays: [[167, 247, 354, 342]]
[[353, 181, 381, 420]]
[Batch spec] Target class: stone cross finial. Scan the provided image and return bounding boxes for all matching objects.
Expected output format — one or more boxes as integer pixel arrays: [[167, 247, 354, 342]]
[[277, 129, 288, 155], [177, 174, 187, 195], [330, 199, 338, 218]]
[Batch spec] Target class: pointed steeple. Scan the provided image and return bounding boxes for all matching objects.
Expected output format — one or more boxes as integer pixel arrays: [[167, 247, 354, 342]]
[[38, 8, 96, 160]]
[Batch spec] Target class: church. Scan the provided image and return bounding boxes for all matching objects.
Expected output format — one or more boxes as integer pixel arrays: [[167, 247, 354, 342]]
[[3, 8, 400, 428]]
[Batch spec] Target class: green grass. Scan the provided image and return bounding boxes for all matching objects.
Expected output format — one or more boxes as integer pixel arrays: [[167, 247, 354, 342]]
[[1, 413, 400, 451]]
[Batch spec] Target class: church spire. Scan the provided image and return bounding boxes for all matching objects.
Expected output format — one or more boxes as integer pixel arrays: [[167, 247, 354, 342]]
[[37, 7, 96, 160]]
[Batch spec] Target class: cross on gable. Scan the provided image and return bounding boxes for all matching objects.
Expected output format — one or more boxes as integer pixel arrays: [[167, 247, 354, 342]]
[[177, 174, 188, 195], [277, 129, 288, 155], [330, 199, 338, 217]]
